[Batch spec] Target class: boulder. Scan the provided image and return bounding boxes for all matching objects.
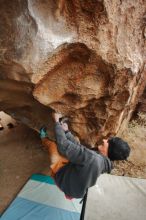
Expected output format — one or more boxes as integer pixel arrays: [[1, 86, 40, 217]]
[[0, 0, 146, 145]]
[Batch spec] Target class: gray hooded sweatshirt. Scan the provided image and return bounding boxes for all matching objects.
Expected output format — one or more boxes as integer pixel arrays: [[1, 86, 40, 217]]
[[54, 122, 112, 198]]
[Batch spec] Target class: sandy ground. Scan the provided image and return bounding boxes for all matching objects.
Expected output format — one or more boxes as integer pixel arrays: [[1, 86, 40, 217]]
[[0, 113, 49, 215], [112, 118, 146, 179]]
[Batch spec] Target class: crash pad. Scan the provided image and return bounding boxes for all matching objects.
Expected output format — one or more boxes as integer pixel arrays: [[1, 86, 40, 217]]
[[1, 174, 83, 220]]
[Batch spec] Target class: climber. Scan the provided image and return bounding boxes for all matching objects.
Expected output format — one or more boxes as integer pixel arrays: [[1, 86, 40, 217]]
[[40, 112, 130, 199]]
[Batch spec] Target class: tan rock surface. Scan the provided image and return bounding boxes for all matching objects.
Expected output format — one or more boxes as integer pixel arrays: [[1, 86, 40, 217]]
[[0, 0, 146, 145]]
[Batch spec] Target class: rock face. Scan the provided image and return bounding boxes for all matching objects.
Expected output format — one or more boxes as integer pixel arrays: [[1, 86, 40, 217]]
[[0, 0, 146, 145], [134, 86, 146, 116]]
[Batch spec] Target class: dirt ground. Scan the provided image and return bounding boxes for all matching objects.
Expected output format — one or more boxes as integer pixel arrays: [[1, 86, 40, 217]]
[[0, 112, 49, 215], [0, 112, 146, 215], [112, 116, 146, 179]]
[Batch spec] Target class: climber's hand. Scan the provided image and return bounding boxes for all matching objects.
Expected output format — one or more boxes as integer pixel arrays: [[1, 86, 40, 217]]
[[52, 112, 62, 123]]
